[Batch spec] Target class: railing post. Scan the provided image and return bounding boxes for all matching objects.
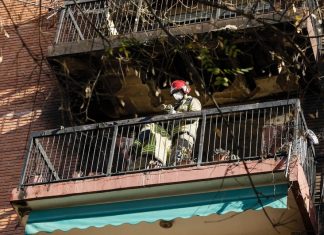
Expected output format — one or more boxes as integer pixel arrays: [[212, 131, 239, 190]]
[[285, 100, 300, 178], [19, 136, 34, 188], [106, 125, 118, 175], [54, 7, 66, 44], [106, 0, 119, 36], [294, 99, 301, 152], [197, 112, 206, 166], [285, 142, 292, 178], [133, 0, 143, 32]]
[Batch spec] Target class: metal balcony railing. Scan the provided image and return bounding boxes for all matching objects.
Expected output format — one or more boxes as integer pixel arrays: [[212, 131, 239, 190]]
[[54, 0, 303, 44], [19, 99, 316, 195], [297, 108, 317, 198]]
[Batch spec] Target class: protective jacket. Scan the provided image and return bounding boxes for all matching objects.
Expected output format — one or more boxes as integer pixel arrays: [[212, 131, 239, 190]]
[[172, 95, 201, 141], [131, 95, 201, 168]]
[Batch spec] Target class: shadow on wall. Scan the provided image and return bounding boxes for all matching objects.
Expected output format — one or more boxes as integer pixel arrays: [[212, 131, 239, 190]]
[[0, 84, 60, 234], [0, 14, 61, 235], [0, 208, 22, 233]]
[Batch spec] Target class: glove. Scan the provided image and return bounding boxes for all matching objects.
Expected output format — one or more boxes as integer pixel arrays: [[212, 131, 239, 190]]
[[161, 104, 176, 114]]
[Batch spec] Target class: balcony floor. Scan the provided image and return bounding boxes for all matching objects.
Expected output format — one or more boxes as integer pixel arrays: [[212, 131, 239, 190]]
[[11, 157, 317, 234], [12, 158, 288, 210]]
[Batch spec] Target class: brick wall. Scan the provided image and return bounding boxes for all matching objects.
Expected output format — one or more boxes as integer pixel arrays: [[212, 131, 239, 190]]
[[0, 1, 60, 234]]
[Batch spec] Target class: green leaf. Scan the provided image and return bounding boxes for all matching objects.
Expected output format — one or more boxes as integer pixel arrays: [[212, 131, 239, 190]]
[[241, 67, 253, 72], [213, 68, 221, 75], [214, 76, 230, 86]]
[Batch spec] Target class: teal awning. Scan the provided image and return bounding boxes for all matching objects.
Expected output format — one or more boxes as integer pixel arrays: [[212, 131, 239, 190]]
[[26, 184, 288, 234]]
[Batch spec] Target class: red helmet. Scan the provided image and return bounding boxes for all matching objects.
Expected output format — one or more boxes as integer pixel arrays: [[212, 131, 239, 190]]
[[170, 80, 191, 94]]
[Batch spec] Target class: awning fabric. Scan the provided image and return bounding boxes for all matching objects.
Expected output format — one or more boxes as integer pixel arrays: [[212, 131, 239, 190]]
[[26, 184, 288, 234]]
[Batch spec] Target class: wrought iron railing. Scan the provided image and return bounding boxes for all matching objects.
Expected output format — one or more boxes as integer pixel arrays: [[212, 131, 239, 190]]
[[296, 108, 317, 198], [19, 99, 316, 191], [54, 0, 301, 44]]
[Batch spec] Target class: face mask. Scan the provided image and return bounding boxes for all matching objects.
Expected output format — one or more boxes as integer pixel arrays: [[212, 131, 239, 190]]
[[173, 91, 184, 101]]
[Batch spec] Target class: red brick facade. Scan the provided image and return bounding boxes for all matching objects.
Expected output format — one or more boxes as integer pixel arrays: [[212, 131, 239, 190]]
[[0, 1, 60, 234]]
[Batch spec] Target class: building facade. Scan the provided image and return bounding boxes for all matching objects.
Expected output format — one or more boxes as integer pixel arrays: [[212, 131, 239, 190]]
[[1, 0, 324, 234], [0, 1, 60, 234]]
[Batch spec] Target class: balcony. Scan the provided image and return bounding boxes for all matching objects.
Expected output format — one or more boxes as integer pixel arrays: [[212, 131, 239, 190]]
[[16, 99, 311, 185], [15, 99, 315, 189], [11, 98, 320, 234], [45, 0, 324, 123], [45, 0, 324, 122], [11, 99, 320, 234], [48, 0, 311, 57]]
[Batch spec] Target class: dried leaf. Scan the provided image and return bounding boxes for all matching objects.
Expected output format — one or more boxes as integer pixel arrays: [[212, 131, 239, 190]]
[[194, 89, 200, 97], [308, 113, 316, 119], [294, 15, 302, 27], [214, 128, 222, 138], [278, 64, 282, 74], [120, 99, 125, 107], [155, 88, 161, 96], [85, 86, 91, 98]]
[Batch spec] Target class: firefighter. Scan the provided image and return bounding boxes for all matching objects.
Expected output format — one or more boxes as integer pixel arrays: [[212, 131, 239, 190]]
[[163, 80, 202, 165]]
